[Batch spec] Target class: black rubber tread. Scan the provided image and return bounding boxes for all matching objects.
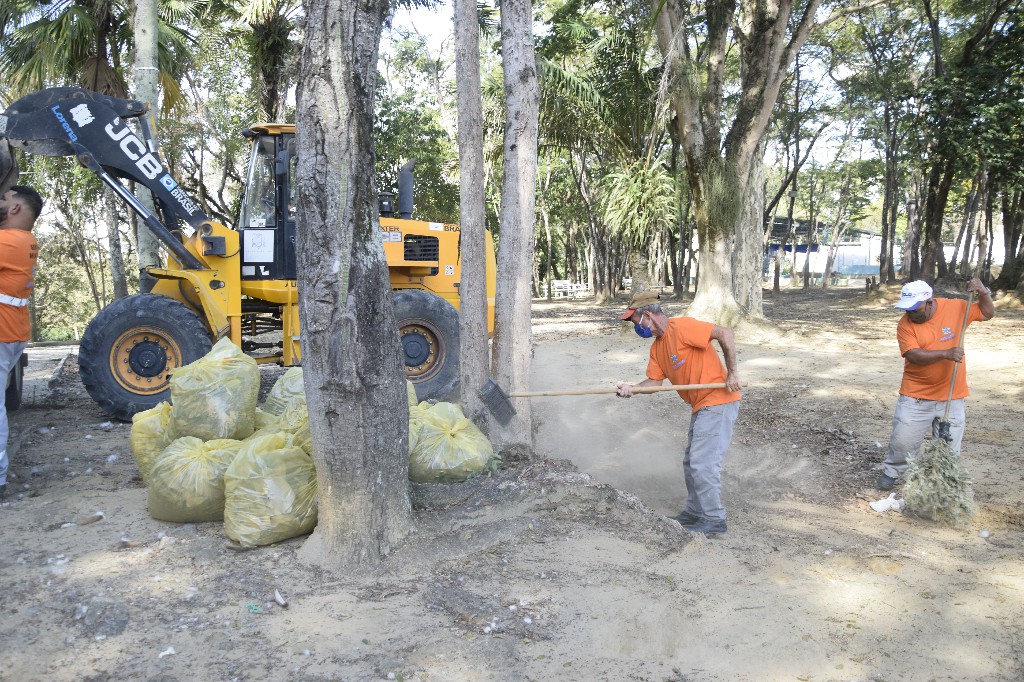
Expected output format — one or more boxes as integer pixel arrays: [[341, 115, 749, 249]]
[[5, 353, 23, 412], [79, 294, 212, 421], [392, 289, 461, 402]]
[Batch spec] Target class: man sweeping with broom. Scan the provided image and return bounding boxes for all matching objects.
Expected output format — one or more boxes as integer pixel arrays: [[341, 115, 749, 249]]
[[877, 278, 995, 494]]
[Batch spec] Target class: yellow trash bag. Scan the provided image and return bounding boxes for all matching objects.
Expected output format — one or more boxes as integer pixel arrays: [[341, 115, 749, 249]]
[[147, 437, 243, 522], [263, 367, 305, 416], [254, 407, 279, 431], [276, 397, 308, 433], [253, 402, 306, 432], [170, 337, 259, 441], [224, 432, 318, 547], [409, 401, 494, 483], [408, 401, 430, 456], [407, 380, 418, 407], [291, 420, 312, 457], [129, 402, 175, 485]]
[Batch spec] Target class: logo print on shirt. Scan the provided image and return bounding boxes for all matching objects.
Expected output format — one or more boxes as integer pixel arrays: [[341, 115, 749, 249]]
[[940, 326, 955, 341], [671, 354, 685, 369]]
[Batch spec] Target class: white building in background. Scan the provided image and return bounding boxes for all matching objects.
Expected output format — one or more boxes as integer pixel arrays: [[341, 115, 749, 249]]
[[764, 218, 885, 283], [765, 216, 1005, 285]]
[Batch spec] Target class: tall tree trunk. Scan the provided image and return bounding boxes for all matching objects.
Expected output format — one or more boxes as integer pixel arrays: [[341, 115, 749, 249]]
[[105, 188, 129, 299], [903, 170, 924, 279], [453, 0, 490, 419], [952, 169, 983, 275], [979, 189, 993, 280], [540, 165, 553, 298], [734, 152, 765, 308], [490, 0, 539, 451], [294, 0, 411, 570], [921, 161, 955, 280], [133, 0, 161, 287], [652, 0, 839, 323], [879, 100, 898, 284], [823, 170, 853, 285]]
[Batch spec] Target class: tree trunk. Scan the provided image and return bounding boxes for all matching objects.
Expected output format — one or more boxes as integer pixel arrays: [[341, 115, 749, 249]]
[[652, 0, 833, 323], [540, 165, 553, 299], [105, 188, 129, 299], [953, 169, 983, 275], [294, 0, 411, 570], [132, 0, 161, 284], [489, 0, 539, 451], [903, 170, 924, 279], [979, 189, 993, 280], [453, 0, 491, 420], [921, 160, 955, 280], [992, 188, 1022, 290], [734, 154, 765, 310]]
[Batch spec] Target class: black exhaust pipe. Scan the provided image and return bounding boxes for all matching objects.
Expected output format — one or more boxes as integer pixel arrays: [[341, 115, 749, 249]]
[[398, 160, 416, 220]]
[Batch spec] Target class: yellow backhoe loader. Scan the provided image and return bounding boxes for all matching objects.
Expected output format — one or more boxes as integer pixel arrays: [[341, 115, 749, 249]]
[[0, 87, 495, 420]]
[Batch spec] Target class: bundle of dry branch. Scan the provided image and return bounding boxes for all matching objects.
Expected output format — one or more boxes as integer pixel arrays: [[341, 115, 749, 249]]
[[902, 439, 976, 526]]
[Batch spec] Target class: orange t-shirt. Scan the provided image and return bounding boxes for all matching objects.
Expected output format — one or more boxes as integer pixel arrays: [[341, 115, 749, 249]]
[[645, 317, 741, 413], [0, 228, 39, 342], [897, 297, 985, 401]]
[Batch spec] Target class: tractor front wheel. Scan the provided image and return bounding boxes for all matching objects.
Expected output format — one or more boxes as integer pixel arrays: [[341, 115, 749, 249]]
[[79, 294, 213, 421]]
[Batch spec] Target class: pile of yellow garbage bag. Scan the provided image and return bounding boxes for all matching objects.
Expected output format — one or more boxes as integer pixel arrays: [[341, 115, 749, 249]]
[[129, 340, 496, 546], [130, 340, 314, 546]]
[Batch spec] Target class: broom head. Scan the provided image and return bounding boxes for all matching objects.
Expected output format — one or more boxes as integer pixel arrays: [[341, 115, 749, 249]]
[[480, 379, 516, 426]]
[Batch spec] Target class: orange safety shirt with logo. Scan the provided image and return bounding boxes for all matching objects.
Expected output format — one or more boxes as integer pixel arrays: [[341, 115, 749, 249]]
[[897, 297, 985, 401], [0, 228, 39, 342], [645, 317, 741, 413]]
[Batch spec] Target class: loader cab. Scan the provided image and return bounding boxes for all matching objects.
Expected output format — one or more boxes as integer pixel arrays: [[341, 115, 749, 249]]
[[239, 126, 297, 280]]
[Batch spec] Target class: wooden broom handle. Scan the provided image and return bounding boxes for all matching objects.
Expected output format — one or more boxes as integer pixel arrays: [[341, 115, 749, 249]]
[[942, 291, 975, 421], [509, 383, 727, 398]]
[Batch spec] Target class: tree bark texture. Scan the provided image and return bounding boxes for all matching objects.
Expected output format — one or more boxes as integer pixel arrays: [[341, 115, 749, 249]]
[[453, 0, 491, 420], [105, 188, 129, 300], [490, 0, 539, 451], [294, 0, 411, 570], [132, 0, 161, 277]]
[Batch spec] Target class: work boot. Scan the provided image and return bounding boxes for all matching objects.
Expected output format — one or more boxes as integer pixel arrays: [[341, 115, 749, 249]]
[[683, 518, 727, 535], [0, 483, 7, 500], [877, 473, 896, 491], [670, 510, 700, 525]]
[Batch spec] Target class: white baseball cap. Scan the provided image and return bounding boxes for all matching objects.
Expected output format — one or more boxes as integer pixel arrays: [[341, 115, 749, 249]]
[[894, 280, 933, 310]]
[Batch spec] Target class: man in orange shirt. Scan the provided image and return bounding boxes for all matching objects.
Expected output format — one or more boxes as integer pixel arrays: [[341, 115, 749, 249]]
[[0, 185, 42, 499], [616, 291, 743, 535], [877, 278, 995, 491]]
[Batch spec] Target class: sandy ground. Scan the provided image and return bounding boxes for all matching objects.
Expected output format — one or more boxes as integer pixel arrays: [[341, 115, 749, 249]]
[[1, 285, 1022, 682]]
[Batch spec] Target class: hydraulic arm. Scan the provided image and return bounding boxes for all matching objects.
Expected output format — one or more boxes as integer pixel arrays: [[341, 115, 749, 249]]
[[0, 87, 209, 270]]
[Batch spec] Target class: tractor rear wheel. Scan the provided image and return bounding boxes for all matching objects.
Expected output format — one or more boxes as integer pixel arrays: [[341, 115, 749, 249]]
[[79, 294, 212, 421], [393, 289, 460, 402]]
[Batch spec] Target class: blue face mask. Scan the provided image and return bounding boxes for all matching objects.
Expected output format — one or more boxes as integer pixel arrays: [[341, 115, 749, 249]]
[[634, 313, 654, 338]]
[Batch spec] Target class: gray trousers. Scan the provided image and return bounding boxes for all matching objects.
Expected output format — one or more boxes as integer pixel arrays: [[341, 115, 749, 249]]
[[881, 394, 966, 479], [682, 401, 740, 521], [0, 340, 26, 485]]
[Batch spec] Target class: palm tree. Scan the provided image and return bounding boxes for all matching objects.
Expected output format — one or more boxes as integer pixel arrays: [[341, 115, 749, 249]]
[[240, 0, 301, 121], [0, 0, 202, 107], [536, 0, 676, 298]]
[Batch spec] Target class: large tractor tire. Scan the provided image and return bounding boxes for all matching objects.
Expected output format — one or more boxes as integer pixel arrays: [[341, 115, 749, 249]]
[[393, 289, 460, 402], [79, 294, 213, 421]]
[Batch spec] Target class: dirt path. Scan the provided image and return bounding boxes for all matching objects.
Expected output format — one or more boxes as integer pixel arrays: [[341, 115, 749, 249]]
[[1, 286, 1022, 681]]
